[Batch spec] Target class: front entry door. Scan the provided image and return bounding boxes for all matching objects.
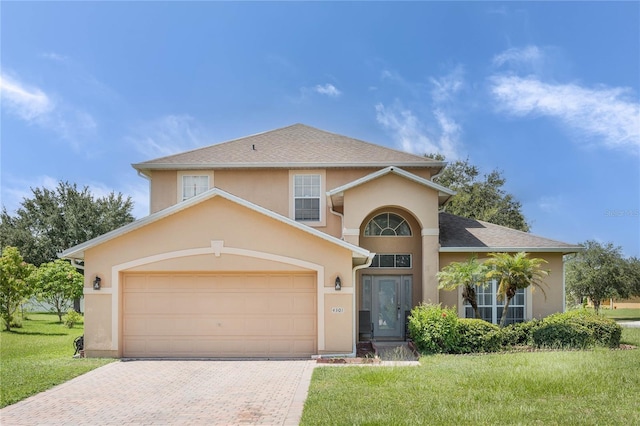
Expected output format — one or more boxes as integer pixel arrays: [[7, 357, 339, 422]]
[[362, 275, 412, 339]]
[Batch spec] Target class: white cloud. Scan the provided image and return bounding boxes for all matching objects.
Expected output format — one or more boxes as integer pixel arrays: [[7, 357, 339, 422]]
[[537, 195, 565, 214], [1, 175, 59, 214], [128, 114, 209, 159], [490, 75, 640, 151], [375, 102, 460, 160], [0, 72, 97, 148], [41, 52, 69, 63], [493, 45, 542, 68], [430, 66, 464, 103], [0, 73, 54, 121], [313, 83, 342, 97]]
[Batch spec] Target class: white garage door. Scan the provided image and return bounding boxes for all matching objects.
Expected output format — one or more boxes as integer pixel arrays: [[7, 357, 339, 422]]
[[122, 272, 317, 358]]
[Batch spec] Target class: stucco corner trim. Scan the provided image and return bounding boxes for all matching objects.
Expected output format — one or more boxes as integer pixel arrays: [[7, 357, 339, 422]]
[[421, 228, 439, 236], [211, 240, 224, 257]]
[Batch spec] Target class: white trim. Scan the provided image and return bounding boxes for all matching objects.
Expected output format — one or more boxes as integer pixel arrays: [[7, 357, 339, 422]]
[[343, 228, 360, 236], [327, 166, 456, 198], [177, 171, 213, 203], [421, 228, 439, 236], [110, 240, 328, 352], [83, 288, 112, 295], [61, 187, 369, 260], [289, 170, 326, 227], [439, 247, 581, 253], [134, 161, 445, 171]]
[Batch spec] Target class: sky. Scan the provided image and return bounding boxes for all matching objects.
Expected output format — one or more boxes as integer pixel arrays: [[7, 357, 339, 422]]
[[1, 2, 639, 257]]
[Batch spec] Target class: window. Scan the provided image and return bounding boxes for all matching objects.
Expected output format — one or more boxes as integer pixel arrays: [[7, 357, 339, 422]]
[[182, 175, 209, 201], [369, 254, 412, 268], [464, 280, 526, 325], [294, 174, 321, 221], [364, 213, 412, 236]]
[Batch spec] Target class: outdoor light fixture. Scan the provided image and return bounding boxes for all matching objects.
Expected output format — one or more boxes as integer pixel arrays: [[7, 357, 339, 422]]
[[93, 276, 101, 290], [334, 276, 342, 291]]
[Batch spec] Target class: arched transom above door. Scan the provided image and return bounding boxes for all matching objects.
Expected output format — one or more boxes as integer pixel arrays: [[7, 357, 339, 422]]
[[364, 213, 412, 236]]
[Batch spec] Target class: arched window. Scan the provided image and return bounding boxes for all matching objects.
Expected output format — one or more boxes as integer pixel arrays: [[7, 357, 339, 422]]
[[364, 213, 412, 236]]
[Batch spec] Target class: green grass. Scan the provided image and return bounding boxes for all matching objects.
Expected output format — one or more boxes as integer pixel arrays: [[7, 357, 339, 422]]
[[595, 308, 640, 322], [0, 313, 115, 408], [301, 328, 640, 425]]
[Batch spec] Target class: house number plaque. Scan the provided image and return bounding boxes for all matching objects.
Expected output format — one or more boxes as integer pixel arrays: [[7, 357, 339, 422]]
[[331, 307, 345, 314]]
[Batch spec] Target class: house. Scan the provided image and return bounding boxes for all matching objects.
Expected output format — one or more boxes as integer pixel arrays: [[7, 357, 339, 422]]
[[61, 124, 581, 358]]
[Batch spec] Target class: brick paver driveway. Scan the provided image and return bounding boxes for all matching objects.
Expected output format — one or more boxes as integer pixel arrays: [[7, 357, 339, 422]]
[[0, 360, 316, 426]]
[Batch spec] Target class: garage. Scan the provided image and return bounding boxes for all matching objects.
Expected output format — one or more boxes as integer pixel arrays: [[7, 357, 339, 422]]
[[122, 272, 317, 358]]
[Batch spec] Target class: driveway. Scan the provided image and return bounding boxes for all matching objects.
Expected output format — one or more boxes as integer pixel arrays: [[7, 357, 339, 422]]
[[0, 360, 316, 426]]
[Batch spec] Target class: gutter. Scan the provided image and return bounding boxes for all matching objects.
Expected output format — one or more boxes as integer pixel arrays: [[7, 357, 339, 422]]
[[327, 196, 345, 240], [350, 253, 376, 357], [137, 170, 152, 217]]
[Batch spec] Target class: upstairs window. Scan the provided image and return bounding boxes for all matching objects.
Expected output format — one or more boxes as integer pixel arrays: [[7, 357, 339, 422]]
[[364, 213, 412, 236], [182, 175, 209, 201], [294, 174, 321, 221]]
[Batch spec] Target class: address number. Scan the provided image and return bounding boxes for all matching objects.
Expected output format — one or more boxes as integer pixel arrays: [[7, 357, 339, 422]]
[[331, 307, 345, 314]]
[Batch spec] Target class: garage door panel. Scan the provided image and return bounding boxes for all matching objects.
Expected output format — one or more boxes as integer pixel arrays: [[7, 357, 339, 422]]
[[123, 273, 317, 358]]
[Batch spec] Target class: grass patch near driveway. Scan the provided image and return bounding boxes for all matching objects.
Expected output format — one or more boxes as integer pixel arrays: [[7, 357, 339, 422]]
[[0, 313, 115, 408], [301, 328, 640, 425]]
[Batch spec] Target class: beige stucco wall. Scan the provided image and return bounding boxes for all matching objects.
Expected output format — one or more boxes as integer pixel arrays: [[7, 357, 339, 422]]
[[438, 252, 566, 321], [149, 170, 177, 213], [83, 195, 357, 357]]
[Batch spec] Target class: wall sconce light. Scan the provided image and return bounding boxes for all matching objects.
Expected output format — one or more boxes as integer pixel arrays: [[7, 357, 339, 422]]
[[93, 276, 101, 290], [334, 276, 342, 291]]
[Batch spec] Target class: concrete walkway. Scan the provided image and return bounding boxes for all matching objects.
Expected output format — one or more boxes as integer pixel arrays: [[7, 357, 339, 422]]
[[619, 320, 640, 328], [0, 359, 316, 426]]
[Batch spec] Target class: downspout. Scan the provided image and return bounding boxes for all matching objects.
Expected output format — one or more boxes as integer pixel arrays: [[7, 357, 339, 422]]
[[351, 253, 375, 356], [71, 259, 85, 270], [327, 195, 345, 240]]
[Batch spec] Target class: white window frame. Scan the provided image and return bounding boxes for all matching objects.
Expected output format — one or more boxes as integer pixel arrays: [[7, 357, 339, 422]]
[[462, 279, 528, 325], [178, 172, 212, 202], [289, 170, 325, 226], [364, 213, 412, 236]]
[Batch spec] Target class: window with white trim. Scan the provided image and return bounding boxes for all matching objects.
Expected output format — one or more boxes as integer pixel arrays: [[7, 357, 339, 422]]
[[182, 175, 209, 201], [369, 254, 412, 268], [294, 174, 321, 221], [364, 213, 412, 236], [464, 280, 526, 325]]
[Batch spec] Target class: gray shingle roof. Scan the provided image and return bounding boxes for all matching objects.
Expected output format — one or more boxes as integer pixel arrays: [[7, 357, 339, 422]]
[[133, 123, 444, 170], [439, 212, 582, 253]]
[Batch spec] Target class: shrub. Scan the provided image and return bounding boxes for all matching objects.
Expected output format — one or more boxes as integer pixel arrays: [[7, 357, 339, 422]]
[[545, 310, 622, 348], [532, 321, 593, 349], [408, 303, 460, 354], [532, 310, 622, 349], [500, 319, 542, 347], [62, 309, 83, 329], [456, 319, 501, 353]]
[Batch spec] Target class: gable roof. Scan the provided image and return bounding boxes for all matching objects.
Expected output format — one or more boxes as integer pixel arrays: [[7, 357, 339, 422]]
[[439, 212, 582, 253], [60, 187, 371, 262], [133, 123, 445, 172], [327, 166, 456, 207]]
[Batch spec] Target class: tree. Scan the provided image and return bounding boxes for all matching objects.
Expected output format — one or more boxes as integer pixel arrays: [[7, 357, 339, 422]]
[[486, 252, 549, 327], [0, 181, 135, 267], [32, 259, 84, 322], [437, 256, 489, 319], [431, 156, 530, 232], [565, 240, 630, 313], [0, 247, 35, 331]]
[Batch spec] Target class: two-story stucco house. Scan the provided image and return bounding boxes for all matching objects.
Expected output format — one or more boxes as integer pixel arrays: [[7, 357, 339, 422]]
[[62, 124, 581, 358]]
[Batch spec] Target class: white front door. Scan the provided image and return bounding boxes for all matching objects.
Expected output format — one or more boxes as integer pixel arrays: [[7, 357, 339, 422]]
[[362, 275, 412, 339]]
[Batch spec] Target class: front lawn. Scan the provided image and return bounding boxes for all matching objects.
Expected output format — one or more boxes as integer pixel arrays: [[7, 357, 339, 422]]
[[0, 313, 115, 408], [301, 327, 640, 425], [595, 307, 640, 322]]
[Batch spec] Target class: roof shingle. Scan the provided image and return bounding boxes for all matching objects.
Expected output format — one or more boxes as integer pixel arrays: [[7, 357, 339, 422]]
[[133, 123, 444, 170], [439, 212, 582, 253]]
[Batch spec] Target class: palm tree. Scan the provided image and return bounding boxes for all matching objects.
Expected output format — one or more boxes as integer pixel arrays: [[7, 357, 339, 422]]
[[437, 256, 489, 319], [486, 252, 549, 327]]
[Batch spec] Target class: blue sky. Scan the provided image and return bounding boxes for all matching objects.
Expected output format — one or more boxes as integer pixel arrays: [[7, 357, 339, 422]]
[[1, 2, 639, 257]]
